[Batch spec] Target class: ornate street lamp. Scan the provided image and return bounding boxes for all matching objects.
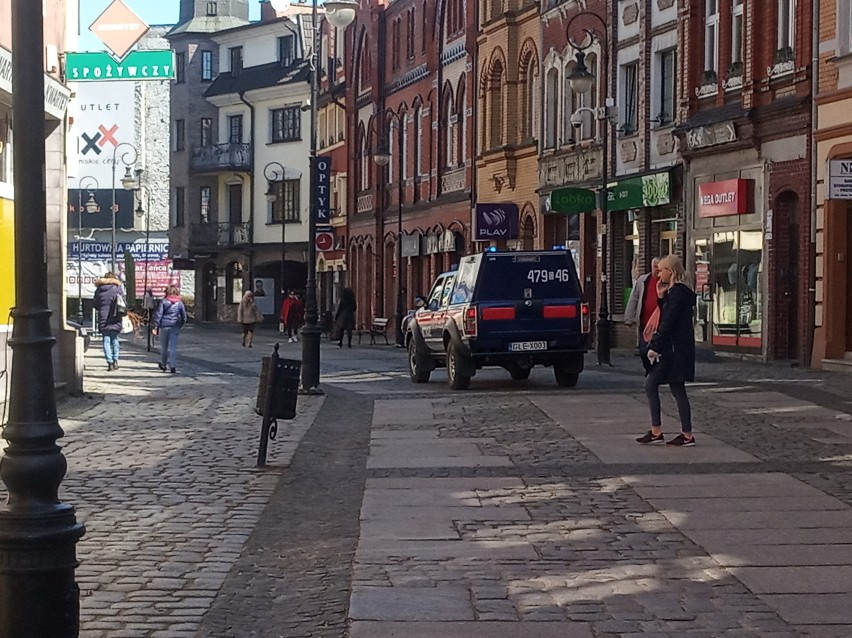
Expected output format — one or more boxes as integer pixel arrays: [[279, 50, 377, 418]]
[[111, 143, 139, 272], [566, 11, 614, 366], [76, 175, 99, 324], [0, 1, 85, 633], [373, 111, 406, 347], [264, 161, 287, 301], [301, 0, 357, 392]]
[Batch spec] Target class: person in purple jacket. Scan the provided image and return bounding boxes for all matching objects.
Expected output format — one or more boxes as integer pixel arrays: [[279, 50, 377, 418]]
[[153, 285, 188, 374]]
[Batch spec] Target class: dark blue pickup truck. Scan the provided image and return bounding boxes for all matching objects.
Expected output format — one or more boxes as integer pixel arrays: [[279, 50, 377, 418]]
[[406, 250, 591, 390]]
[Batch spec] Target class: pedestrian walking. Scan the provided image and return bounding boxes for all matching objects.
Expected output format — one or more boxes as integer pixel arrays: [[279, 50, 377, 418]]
[[334, 287, 357, 348], [280, 290, 304, 343], [152, 285, 188, 374], [625, 257, 661, 371], [636, 254, 697, 447], [238, 290, 263, 348], [93, 271, 125, 371]]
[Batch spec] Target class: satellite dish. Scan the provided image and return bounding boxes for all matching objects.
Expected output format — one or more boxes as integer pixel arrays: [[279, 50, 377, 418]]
[[269, 0, 290, 12]]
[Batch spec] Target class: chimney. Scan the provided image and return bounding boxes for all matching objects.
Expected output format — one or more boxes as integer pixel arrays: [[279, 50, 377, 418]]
[[260, 0, 281, 22]]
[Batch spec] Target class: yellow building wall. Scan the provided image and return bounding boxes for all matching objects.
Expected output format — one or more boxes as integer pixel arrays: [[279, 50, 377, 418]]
[[0, 197, 14, 322]]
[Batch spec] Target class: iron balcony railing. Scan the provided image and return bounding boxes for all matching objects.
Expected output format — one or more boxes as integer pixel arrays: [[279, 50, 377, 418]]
[[189, 143, 253, 173], [189, 222, 250, 248]]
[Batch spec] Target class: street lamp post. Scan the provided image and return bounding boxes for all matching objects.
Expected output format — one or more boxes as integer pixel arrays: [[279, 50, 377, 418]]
[[76, 176, 100, 324], [133, 176, 154, 351], [0, 1, 85, 633], [300, 0, 358, 392], [264, 161, 287, 302], [566, 11, 613, 366], [372, 113, 406, 347], [111, 142, 139, 272]]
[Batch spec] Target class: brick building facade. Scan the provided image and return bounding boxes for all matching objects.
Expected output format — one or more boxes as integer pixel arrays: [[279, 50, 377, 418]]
[[677, 0, 813, 364], [346, 0, 475, 329]]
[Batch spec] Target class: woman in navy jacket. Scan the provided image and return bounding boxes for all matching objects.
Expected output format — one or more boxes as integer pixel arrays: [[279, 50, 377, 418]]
[[636, 254, 697, 447], [153, 285, 188, 373]]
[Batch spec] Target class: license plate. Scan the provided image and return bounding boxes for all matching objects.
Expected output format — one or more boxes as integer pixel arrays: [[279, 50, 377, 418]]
[[509, 341, 547, 352]]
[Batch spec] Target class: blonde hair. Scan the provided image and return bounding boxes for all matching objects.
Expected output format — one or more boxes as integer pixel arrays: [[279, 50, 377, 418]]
[[658, 254, 687, 284]]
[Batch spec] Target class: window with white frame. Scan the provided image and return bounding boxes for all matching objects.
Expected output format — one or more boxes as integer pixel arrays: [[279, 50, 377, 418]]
[[400, 116, 408, 180], [270, 180, 300, 223], [574, 54, 597, 141], [621, 62, 639, 135], [271, 106, 301, 143], [458, 83, 467, 162], [388, 121, 395, 185], [360, 133, 369, 191], [731, 0, 744, 69], [545, 67, 559, 148], [657, 49, 676, 124], [704, 0, 719, 76], [777, 0, 796, 55], [444, 94, 455, 168], [562, 71, 574, 144]]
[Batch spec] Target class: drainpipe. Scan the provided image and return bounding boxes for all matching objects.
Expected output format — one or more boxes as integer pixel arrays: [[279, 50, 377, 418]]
[[807, 2, 819, 367], [239, 90, 256, 282]]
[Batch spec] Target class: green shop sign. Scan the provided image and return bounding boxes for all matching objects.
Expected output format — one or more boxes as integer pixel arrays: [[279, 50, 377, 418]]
[[550, 187, 597, 214], [607, 171, 671, 211], [65, 51, 174, 81]]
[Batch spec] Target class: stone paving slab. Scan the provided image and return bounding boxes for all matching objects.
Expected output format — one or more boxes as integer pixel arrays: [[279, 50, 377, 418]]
[[531, 395, 759, 465], [355, 538, 539, 560], [350, 585, 475, 621], [368, 455, 514, 469], [366, 477, 526, 490], [349, 621, 594, 638], [731, 566, 852, 594], [359, 517, 460, 540], [660, 509, 852, 530], [682, 527, 852, 547], [708, 544, 852, 567], [758, 594, 852, 625], [644, 495, 848, 512]]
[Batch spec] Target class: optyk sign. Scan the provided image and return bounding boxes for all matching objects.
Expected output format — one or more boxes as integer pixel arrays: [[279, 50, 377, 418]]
[[474, 203, 519, 241]]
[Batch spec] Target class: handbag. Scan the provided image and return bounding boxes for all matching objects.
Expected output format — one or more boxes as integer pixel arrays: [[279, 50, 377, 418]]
[[113, 293, 128, 317], [120, 316, 133, 334]]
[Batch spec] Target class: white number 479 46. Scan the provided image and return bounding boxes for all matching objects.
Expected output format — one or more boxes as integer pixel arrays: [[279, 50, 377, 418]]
[[526, 269, 570, 283]]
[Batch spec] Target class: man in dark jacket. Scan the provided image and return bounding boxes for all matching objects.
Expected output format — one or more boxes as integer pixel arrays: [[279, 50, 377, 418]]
[[93, 272, 124, 371]]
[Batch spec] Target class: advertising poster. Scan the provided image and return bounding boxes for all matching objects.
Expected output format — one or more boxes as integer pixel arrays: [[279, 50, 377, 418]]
[[66, 240, 180, 299], [250, 277, 275, 317]]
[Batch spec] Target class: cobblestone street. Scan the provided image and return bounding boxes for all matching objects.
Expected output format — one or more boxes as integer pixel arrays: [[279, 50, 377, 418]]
[[2, 325, 852, 636]]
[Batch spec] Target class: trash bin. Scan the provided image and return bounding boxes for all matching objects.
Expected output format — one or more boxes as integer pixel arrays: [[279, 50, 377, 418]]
[[256, 356, 301, 420]]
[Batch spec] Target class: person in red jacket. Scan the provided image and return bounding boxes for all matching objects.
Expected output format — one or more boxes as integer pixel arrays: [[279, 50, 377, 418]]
[[280, 290, 304, 343]]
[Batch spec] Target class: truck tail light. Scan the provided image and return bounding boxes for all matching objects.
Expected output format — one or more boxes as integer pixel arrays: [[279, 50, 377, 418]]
[[543, 304, 578, 319], [580, 303, 591, 333], [481, 306, 515, 321], [464, 306, 478, 337]]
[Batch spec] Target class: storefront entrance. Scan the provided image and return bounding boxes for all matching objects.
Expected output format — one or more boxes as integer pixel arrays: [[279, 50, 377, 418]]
[[694, 230, 763, 350]]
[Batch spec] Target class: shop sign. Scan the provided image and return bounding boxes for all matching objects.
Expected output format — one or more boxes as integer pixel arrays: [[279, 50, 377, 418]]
[[0, 46, 71, 119], [89, 0, 149, 60], [606, 172, 671, 212], [697, 179, 753, 217], [827, 160, 852, 199], [474, 203, 519, 241], [401, 234, 420, 257], [314, 155, 332, 221], [550, 187, 596, 214], [65, 51, 174, 81]]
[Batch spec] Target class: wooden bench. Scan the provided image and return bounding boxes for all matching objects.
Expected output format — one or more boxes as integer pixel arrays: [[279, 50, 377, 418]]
[[359, 317, 389, 345]]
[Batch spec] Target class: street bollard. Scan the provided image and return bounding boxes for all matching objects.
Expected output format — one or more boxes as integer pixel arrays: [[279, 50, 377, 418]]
[[255, 344, 301, 467]]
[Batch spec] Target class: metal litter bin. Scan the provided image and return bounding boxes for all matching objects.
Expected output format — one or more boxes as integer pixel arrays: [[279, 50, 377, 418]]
[[256, 355, 301, 420]]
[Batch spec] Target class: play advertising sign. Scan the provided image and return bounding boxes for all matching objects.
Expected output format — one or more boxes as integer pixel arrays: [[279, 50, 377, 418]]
[[474, 203, 519, 241], [65, 51, 174, 81]]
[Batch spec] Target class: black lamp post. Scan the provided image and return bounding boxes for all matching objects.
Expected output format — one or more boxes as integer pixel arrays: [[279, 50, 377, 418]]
[[372, 112, 406, 347], [133, 177, 154, 351], [76, 176, 100, 324], [300, 0, 358, 392], [0, 1, 85, 634], [264, 161, 286, 302], [111, 142, 138, 272], [566, 12, 613, 366]]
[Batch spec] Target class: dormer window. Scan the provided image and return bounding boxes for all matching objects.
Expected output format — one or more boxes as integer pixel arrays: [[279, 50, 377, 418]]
[[278, 35, 295, 67], [229, 46, 243, 76], [206, 1, 217, 16]]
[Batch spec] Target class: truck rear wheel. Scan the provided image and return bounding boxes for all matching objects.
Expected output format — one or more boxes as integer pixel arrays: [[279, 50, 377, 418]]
[[447, 343, 471, 390], [408, 339, 431, 383], [554, 362, 579, 388]]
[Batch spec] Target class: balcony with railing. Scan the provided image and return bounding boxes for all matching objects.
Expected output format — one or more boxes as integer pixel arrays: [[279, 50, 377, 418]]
[[190, 222, 250, 249], [190, 143, 253, 173]]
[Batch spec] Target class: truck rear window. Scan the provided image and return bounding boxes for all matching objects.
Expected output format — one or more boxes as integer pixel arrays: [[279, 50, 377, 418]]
[[475, 253, 582, 301]]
